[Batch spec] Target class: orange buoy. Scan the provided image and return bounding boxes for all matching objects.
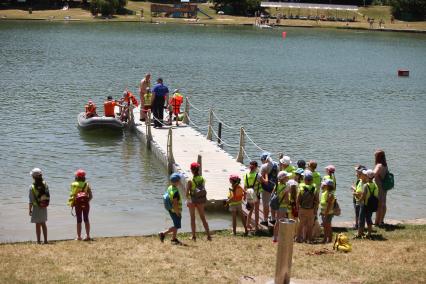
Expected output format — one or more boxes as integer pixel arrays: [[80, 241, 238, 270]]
[[398, 69, 409, 77], [282, 31, 287, 39]]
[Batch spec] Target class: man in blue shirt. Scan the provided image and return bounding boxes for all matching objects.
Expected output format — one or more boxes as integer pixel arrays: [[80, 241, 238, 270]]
[[151, 78, 169, 128]]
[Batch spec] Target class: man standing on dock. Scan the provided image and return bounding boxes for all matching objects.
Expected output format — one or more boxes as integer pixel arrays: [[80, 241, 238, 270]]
[[152, 78, 169, 128], [139, 73, 151, 121]]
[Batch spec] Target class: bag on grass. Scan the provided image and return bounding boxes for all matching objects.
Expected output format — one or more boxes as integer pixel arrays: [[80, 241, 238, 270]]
[[333, 233, 352, 253]]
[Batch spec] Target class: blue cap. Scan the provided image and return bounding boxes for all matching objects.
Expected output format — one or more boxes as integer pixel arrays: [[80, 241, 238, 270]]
[[295, 168, 304, 175], [260, 152, 270, 161], [170, 173, 181, 182]]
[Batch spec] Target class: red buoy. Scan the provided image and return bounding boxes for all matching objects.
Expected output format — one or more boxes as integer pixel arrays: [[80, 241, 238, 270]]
[[398, 69, 409, 77]]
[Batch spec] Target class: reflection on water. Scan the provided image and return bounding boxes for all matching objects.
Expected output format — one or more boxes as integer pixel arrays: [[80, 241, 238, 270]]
[[0, 22, 425, 242], [78, 128, 124, 147]]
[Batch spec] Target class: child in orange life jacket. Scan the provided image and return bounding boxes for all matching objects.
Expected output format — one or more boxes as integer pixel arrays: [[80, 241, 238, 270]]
[[68, 169, 93, 241], [85, 100, 98, 118], [168, 89, 183, 126], [28, 168, 49, 244], [226, 174, 248, 236]]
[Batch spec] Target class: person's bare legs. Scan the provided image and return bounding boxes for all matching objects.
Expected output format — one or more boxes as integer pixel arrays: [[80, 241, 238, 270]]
[[232, 210, 237, 235], [189, 205, 197, 239], [84, 221, 91, 240], [35, 223, 41, 244], [76, 223, 82, 240], [41, 222, 48, 244], [196, 204, 211, 239]]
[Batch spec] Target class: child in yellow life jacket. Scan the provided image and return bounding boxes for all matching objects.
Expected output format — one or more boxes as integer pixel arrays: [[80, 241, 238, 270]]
[[227, 174, 248, 236], [28, 168, 49, 244], [320, 179, 336, 243], [68, 169, 93, 241]]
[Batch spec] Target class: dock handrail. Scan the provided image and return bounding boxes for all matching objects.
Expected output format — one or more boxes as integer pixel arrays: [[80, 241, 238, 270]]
[[185, 97, 282, 163]]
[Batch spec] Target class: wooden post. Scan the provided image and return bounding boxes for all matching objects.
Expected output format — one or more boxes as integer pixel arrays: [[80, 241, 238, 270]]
[[275, 218, 296, 284], [236, 127, 245, 163], [146, 110, 152, 149], [197, 154, 202, 175], [206, 108, 213, 141], [217, 122, 222, 148], [167, 128, 174, 175], [183, 97, 189, 124]]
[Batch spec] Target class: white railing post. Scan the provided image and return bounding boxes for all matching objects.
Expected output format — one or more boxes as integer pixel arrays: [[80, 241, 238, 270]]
[[146, 110, 152, 149], [197, 154, 202, 175], [183, 97, 189, 125], [206, 108, 213, 141], [236, 127, 245, 163], [167, 127, 174, 175]]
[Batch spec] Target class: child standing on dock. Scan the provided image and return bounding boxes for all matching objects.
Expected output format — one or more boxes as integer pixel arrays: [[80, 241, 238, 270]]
[[67, 169, 93, 241], [159, 173, 183, 245], [28, 168, 49, 244], [227, 174, 248, 236], [186, 162, 212, 241], [244, 160, 261, 231]]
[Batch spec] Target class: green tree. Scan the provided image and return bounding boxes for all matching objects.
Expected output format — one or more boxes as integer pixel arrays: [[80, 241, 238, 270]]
[[90, 0, 127, 17], [390, 0, 426, 21], [213, 0, 261, 16]]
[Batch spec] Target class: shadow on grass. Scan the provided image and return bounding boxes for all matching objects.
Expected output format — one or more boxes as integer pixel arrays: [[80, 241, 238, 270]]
[[382, 224, 406, 232]]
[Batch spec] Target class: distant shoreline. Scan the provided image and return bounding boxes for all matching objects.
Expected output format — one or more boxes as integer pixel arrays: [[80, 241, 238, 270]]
[[1, 7, 426, 34], [1, 17, 426, 35]]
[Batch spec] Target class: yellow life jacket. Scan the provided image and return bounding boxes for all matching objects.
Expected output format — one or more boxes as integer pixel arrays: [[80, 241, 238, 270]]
[[168, 185, 182, 213], [31, 182, 49, 207], [67, 181, 88, 207], [320, 190, 335, 214], [144, 91, 152, 107]]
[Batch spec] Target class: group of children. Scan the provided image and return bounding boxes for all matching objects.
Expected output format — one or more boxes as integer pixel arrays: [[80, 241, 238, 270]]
[[162, 149, 387, 244], [28, 168, 93, 244]]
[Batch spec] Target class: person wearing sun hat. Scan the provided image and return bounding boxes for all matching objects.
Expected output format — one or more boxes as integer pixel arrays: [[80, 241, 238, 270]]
[[185, 162, 212, 241], [320, 179, 336, 243], [352, 165, 367, 229], [296, 170, 319, 243], [323, 165, 336, 191], [159, 173, 183, 245], [244, 160, 262, 231], [279, 155, 296, 177], [28, 168, 49, 244], [357, 169, 379, 238], [272, 171, 292, 243]]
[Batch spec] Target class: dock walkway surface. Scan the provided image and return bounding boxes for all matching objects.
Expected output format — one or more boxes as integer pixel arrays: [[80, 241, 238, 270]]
[[132, 106, 247, 208]]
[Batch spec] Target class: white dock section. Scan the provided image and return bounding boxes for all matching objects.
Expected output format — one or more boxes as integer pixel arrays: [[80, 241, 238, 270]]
[[132, 107, 248, 208]]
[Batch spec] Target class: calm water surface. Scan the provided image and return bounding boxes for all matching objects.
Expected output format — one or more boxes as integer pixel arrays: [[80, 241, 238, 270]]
[[0, 22, 425, 242]]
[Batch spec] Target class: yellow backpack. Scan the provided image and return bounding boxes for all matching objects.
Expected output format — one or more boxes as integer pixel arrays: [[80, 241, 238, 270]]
[[333, 233, 352, 253]]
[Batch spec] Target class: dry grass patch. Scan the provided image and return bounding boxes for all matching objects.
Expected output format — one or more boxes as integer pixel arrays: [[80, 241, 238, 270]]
[[1, 225, 425, 284]]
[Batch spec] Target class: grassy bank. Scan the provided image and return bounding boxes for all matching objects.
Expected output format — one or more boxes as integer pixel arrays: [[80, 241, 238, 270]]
[[1, 225, 425, 283], [0, 2, 425, 32]]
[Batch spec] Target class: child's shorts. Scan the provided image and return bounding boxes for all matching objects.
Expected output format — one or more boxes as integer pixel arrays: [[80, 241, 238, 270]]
[[229, 203, 242, 212], [169, 211, 182, 229], [321, 213, 334, 224]]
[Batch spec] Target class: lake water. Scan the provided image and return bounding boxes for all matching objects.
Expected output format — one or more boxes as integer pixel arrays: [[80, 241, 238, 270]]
[[0, 21, 425, 242]]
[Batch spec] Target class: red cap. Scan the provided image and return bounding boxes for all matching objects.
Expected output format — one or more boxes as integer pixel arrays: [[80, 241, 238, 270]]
[[229, 174, 240, 183], [190, 162, 200, 170], [75, 169, 86, 178]]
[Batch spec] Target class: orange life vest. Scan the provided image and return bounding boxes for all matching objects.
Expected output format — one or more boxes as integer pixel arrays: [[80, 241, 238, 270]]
[[169, 93, 183, 114], [85, 104, 97, 116], [104, 100, 116, 117], [124, 92, 139, 107]]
